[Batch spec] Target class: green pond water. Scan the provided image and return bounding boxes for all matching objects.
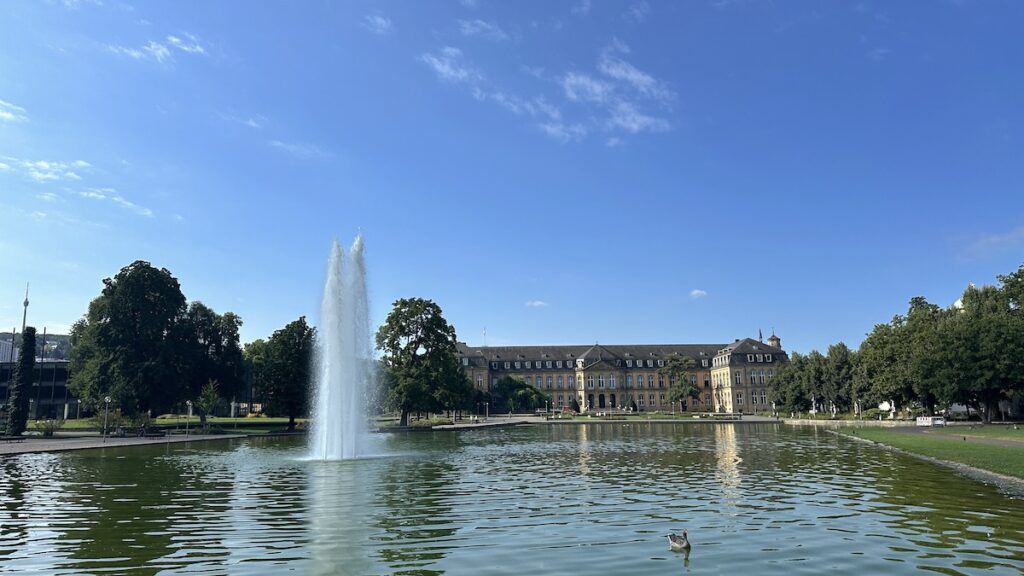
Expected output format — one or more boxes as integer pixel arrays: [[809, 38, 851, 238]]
[[1, 423, 1022, 575]]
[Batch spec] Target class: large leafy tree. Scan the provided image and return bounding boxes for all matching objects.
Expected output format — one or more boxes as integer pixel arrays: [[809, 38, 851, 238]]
[[489, 376, 549, 414], [243, 338, 269, 408], [823, 343, 855, 413], [262, 317, 315, 430], [186, 302, 245, 405], [659, 354, 699, 411], [68, 261, 191, 415], [375, 298, 463, 426], [6, 327, 36, 436]]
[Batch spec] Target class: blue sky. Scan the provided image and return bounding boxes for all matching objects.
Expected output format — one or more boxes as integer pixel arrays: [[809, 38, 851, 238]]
[[1, 0, 1022, 354]]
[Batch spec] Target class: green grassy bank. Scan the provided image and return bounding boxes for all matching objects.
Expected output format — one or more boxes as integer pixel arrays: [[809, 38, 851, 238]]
[[840, 427, 1024, 479]]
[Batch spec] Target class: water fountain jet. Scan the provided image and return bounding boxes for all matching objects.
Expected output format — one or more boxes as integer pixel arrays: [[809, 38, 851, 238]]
[[310, 233, 371, 460]]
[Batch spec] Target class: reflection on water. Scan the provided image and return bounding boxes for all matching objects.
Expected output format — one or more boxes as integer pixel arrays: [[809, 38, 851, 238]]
[[0, 425, 1023, 575]]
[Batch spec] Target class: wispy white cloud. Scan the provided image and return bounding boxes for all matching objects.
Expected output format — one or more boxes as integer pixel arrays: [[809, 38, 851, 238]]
[[362, 14, 393, 35], [218, 111, 266, 129], [607, 101, 670, 133], [36, 192, 60, 202], [605, 136, 623, 148], [420, 47, 482, 83], [690, 289, 708, 299], [525, 300, 550, 307], [598, 41, 673, 101], [539, 122, 586, 143], [460, 0, 479, 7], [959, 225, 1024, 261], [107, 33, 207, 64], [0, 99, 29, 123], [268, 139, 331, 159], [458, 19, 508, 41], [572, 0, 592, 16], [76, 187, 154, 217], [625, 1, 651, 23], [867, 47, 891, 61], [562, 72, 613, 103], [0, 157, 93, 183], [166, 33, 206, 54]]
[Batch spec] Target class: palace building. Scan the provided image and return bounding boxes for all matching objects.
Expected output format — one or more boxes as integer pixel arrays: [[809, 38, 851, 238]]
[[456, 333, 787, 413]]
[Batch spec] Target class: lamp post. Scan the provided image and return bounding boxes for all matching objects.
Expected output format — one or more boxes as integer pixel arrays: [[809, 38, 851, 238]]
[[485, 402, 489, 420], [103, 396, 111, 442], [76, 398, 81, 419], [185, 400, 192, 436]]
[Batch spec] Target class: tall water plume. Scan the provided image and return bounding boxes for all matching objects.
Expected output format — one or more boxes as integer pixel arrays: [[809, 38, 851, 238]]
[[310, 234, 371, 460]]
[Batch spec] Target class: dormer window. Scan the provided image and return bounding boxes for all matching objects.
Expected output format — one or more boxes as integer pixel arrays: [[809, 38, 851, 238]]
[[504, 362, 510, 369], [556, 360, 563, 368], [626, 360, 632, 367], [546, 361, 552, 368], [646, 359, 653, 367], [756, 354, 763, 362], [462, 357, 469, 366], [747, 354, 754, 362], [657, 360, 664, 367], [515, 361, 521, 369], [576, 359, 584, 368], [766, 354, 772, 362], [491, 362, 498, 369]]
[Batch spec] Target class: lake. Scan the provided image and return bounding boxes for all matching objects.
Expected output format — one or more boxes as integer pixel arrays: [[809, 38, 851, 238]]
[[1, 423, 1022, 575]]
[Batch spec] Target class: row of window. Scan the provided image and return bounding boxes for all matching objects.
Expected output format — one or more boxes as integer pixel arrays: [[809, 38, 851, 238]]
[[488, 373, 710, 391], [543, 393, 710, 409], [725, 390, 769, 406], [474, 357, 713, 371], [711, 369, 774, 387], [711, 353, 774, 367]]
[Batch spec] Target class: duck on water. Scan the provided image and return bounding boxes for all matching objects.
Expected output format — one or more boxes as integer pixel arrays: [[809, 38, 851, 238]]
[[667, 529, 691, 551]]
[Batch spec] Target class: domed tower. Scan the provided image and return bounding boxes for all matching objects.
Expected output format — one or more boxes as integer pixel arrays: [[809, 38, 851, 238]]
[[767, 331, 781, 350]]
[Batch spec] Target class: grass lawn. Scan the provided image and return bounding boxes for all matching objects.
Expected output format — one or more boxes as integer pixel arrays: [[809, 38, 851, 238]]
[[925, 425, 1024, 442], [841, 428, 1024, 479]]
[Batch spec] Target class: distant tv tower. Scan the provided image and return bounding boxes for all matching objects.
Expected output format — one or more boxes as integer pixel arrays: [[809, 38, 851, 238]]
[[21, 283, 29, 333]]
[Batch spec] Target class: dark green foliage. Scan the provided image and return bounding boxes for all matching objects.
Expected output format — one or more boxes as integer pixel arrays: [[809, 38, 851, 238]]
[[69, 261, 190, 415], [771, 263, 1024, 422], [261, 317, 315, 430], [571, 397, 582, 413], [6, 327, 36, 436], [490, 376, 549, 413], [660, 355, 699, 411], [186, 303, 245, 404], [375, 298, 466, 426], [67, 261, 245, 418]]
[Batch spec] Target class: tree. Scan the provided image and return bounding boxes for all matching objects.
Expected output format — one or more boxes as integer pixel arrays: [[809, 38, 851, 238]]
[[195, 379, 220, 430], [187, 303, 245, 405], [859, 318, 914, 411], [68, 261, 191, 416], [375, 298, 463, 426], [660, 355, 699, 411], [243, 338, 269, 409], [768, 351, 808, 413], [6, 327, 36, 436], [824, 342, 855, 413], [262, 317, 316, 430]]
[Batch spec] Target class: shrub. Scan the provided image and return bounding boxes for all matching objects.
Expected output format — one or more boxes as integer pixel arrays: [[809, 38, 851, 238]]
[[38, 419, 65, 437]]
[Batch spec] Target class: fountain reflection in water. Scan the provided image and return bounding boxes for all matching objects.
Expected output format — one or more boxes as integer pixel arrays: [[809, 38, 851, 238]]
[[310, 234, 371, 460]]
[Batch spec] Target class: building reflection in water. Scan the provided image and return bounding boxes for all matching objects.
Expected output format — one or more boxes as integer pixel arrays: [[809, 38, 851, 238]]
[[713, 424, 742, 522]]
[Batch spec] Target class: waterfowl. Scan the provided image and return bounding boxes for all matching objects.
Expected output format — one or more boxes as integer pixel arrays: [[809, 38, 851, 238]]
[[667, 529, 691, 551]]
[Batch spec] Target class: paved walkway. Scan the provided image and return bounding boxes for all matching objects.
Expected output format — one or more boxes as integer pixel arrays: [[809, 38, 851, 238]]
[[0, 433, 247, 456]]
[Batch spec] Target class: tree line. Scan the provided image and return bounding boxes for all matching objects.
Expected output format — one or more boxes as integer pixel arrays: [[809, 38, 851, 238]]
[[67, 260, 314, 429], [768, 265, 1024, 423]]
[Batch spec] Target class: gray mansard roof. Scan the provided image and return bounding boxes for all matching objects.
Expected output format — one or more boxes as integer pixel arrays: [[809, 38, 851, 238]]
[[457, 342, 730, 369]]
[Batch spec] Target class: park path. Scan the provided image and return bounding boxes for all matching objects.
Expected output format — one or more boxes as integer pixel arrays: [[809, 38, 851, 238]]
[[0, 433, 247, 456]]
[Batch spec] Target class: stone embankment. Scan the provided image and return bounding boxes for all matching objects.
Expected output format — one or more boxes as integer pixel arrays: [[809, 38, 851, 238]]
[[0, 433, 248, 456]]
